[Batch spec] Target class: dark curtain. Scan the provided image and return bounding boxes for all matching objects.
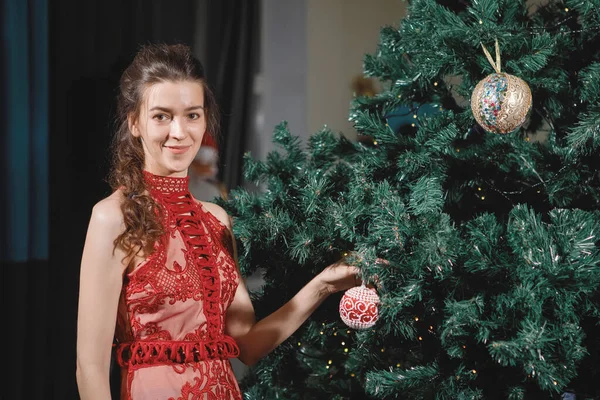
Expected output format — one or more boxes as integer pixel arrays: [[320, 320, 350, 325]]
[[2, 0, 50, 399], [205, 1, 260, 191], [1, 0, 258, 396]]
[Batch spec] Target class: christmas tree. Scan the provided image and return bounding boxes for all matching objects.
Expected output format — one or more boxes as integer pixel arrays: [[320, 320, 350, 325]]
[[219, 0, 600, 398]]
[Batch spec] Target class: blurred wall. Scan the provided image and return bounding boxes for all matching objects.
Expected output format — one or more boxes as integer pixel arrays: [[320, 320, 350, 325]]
[[255, 0, 407, 160], [307, 0, 407, 140], [250, 0, 307, 164]]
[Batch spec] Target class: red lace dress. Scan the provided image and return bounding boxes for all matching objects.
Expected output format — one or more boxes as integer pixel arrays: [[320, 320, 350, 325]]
[[115, 172, 242, 400]]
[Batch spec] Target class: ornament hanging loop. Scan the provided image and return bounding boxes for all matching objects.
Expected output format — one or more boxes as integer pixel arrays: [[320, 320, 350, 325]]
[[481, 39, 501, 73]]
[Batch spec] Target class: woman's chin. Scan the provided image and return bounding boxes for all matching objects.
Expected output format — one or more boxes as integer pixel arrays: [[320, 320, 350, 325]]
[[167, 160, 194, 173], [158, 165, 189, 177]]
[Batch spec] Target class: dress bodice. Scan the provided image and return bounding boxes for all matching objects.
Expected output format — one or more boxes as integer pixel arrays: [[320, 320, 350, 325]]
[[114, 171, 242, 400]]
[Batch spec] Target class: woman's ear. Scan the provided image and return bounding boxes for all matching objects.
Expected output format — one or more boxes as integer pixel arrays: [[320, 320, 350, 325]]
[[128, 114, 140, 137]]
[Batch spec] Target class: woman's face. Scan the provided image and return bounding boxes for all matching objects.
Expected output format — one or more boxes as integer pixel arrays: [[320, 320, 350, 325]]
[[131, 80, 206, 177]]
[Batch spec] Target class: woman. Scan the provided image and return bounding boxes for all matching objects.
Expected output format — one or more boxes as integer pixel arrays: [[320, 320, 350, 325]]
[[76, 43, 359, 400]]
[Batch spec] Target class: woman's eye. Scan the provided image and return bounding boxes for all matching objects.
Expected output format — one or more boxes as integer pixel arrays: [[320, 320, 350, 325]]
[[188, 113, 200, 120], [153, 114, 170, 121]]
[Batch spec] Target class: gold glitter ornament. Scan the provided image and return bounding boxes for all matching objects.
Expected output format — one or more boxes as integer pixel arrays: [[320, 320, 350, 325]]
[[471, 40, 532, 134]]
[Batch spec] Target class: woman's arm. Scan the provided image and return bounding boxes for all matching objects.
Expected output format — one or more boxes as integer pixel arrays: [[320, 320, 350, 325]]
[[203, 203, 359, 366], [228, 262, 356, 366], [76, 194, 128, 399]]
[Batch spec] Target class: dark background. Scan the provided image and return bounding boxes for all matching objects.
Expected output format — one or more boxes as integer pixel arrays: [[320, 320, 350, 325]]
[[2, 0, 259, 398]]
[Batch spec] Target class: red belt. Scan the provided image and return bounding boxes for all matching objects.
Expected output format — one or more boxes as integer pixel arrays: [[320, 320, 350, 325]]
[[116, 336, 240, 367]]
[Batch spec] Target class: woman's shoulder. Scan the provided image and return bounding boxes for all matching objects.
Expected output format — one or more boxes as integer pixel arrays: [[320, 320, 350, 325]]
[[199, 201, 232, 230], [89, 190, 126, 233]]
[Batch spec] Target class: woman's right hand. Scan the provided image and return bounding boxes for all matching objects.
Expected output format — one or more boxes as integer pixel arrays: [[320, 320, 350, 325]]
[[314, 261, 361, 295]]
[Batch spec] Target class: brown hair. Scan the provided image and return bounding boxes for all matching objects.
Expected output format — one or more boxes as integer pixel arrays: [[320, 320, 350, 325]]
[[108, 43, 220, 263]]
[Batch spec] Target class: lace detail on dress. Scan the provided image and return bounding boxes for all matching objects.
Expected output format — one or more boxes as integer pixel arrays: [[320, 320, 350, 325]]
[[116, 337, 240, 367], [115, 171, 242, 400], [143, 171, 190, 194], [144, 171, 224, 341]]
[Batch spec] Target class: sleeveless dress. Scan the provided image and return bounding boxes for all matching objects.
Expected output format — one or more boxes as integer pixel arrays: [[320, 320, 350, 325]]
[[115, 171, 242, 400]]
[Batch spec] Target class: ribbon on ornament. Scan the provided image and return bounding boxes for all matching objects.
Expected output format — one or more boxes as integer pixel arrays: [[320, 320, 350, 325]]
[[480, 39, 501, 74]]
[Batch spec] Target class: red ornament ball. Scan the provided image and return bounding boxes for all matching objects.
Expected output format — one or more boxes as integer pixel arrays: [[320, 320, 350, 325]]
[[339, 285, 380, 330]]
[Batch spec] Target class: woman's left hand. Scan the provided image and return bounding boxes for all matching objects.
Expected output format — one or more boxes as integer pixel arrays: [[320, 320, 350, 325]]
[[315, 261, 361, 295]]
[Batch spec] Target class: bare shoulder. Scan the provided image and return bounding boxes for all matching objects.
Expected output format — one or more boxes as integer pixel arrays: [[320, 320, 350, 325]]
[[81, 190, 130, 272], [89, 190, 126, 235], [200, 201, 232, 230]]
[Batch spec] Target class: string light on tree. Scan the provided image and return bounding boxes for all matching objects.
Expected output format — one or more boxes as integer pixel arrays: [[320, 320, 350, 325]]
[[471, 40, 532, 134]]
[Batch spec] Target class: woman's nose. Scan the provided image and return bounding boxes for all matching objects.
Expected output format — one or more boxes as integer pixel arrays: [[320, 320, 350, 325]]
[[170, 118, 186, 139]]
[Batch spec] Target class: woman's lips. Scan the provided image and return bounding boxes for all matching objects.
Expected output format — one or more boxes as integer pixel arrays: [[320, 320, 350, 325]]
[[165, 145, 191, 154]]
